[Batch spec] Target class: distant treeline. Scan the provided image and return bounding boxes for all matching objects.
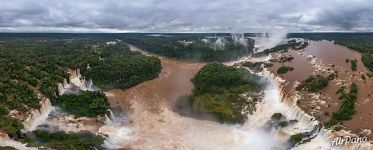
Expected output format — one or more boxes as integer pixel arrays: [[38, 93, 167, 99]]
[[118, 34, 254, 62]]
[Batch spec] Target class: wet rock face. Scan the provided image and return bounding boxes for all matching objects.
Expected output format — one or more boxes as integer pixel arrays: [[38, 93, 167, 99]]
[[265, 113, 298, 129]]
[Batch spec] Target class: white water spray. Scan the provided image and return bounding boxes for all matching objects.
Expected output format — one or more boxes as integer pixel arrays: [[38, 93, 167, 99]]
[[0, 135, 37, 150], [231, 33, 249, 48], [58, 69, 98, 95], [97, 63, 325, 150], [212, 37, 226, 50], [252, 30, 287, 52], [23, 98, 53, 132]]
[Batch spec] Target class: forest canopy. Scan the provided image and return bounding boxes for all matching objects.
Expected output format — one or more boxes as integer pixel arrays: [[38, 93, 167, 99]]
[[55, 91, 110, 117], [32, 129, 104, 150], [119, 34, 254, 62], [188, 63, 263, 123], [0, 34, 161, 146]]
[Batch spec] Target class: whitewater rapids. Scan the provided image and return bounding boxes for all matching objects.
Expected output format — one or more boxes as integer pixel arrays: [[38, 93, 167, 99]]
[[100, 66, 325, 150]]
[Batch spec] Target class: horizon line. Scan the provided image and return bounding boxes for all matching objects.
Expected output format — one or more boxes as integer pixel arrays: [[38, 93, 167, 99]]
[[0, 31, 373, 34]]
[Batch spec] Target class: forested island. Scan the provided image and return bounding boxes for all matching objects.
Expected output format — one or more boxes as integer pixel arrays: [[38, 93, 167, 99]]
[[325, 83, 358, 128], [0, 34, 161, 149], [55, 91, 110, 117], [178, 63, 263, 123]]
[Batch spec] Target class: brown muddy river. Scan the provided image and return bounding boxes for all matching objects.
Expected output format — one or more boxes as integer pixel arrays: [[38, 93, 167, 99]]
[[268, 40, 373, 138], [102, 45, 308, 150], [104, 45, 220, 149], [102, 41, 373, 149], [106, 45, 204, 113]]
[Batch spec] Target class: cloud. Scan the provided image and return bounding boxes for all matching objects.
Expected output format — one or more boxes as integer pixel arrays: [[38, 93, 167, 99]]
[[0, 0, 372, 32]]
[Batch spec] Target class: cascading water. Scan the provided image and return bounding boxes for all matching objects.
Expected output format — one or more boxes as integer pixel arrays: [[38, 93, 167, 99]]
[[57, 83, 65, 95], [212, 37, 226, 50], [99, 109, 133, 149], [104, 109, 127, 127], [231, 33, 249, 48], [96, 61, 326, 150], [37, 68, 103, 133], [58, 69, 97, 95], [0, 134, 37, 150], [23, 98, 53, 132]]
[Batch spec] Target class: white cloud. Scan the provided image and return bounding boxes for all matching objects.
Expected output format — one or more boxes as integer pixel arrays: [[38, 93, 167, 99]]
[[0, 0, 372, 32]]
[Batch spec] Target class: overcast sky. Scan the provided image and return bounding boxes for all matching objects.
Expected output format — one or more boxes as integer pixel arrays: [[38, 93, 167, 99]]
[[0, 0, 372, 32]]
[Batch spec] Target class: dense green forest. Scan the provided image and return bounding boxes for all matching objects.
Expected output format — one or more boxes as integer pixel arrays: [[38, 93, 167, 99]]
[[119, 34, 254, 61], [0, 116, 27, 142], [81, 42, 161, 89], [32, 129, 104, 150], [187, 63, 263, 123], [0, 78, 40, 112], [55, 91, 110, 117], [0, 34, 161, 148]]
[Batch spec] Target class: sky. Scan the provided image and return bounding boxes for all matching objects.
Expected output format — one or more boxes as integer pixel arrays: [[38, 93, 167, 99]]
[[0, 0, 372, 33]]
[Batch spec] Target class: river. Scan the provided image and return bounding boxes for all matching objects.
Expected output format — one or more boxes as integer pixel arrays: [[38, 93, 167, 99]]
[[102, 45, 325, 150]]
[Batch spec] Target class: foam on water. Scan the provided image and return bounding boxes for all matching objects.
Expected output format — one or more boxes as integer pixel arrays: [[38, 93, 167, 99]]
[[23, 98, 53, 132]]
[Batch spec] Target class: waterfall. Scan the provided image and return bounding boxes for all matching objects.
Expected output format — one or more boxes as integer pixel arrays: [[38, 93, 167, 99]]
[[96, 64, 325, 149], [104, 109, 126, 127], [99, 109, 133, 149], [99, 125, 133, 149], [252, 31, 287, 53], [261, 67, 373, 149], [23, 98, 53, 132], [76, 69, 82, 79], [63, 78, 68, 87], [86, 79, 95, 91], [0, 134, 37, 150], [62, 69, 98, 94], [104, 110, 118, 126], [57, 83, 65, 95]]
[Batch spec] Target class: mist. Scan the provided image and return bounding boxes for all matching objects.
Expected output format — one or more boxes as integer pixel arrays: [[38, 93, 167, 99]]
[[252, 29, 288, 52]]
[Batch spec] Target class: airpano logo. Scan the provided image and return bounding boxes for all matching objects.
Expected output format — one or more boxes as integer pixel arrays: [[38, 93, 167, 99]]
[[331, 136, 370, 146]]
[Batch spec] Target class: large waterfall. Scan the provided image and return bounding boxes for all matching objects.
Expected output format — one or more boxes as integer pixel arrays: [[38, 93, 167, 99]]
[[94, 64, 327, 150], [23, 98, 53, 132], [99, 109, 133, 149]]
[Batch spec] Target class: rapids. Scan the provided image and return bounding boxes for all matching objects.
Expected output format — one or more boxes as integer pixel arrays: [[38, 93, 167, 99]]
[[100, 44, 329, 150]]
